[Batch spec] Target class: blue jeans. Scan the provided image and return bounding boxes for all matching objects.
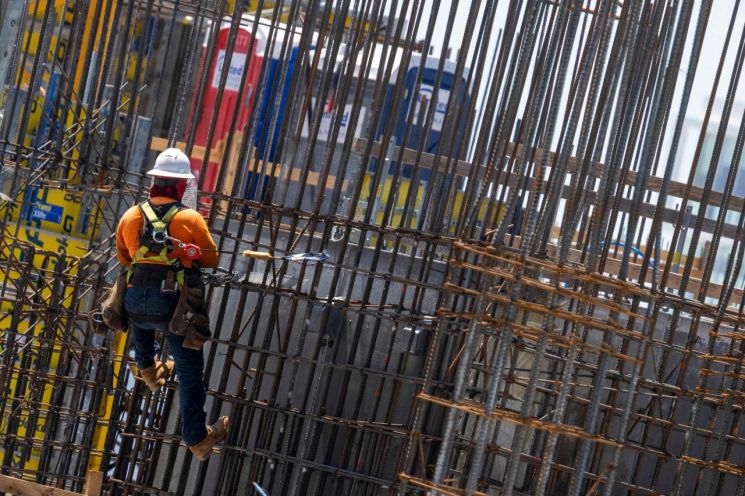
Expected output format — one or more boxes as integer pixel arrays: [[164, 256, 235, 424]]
[[124, 286, 208, 446]]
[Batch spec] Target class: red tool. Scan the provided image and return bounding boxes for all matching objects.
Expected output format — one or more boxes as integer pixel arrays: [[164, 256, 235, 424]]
[[180, 243, 202, 260], [163, 234, 203, 260]]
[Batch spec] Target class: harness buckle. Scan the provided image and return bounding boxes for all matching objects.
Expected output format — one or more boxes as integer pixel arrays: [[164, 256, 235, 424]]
[[161, 271, 178, 294]]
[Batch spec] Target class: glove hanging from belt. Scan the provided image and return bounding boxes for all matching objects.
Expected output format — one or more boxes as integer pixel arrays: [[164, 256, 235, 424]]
[[169, 269, 211, 350], [100, 268, 129, 332]]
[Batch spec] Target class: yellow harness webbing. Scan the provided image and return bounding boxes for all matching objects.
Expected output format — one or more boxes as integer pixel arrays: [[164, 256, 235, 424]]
[[128, 202, 185, 287]]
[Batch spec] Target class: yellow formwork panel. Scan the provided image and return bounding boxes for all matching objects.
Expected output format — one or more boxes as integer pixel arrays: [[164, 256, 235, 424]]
[[21, 1, 117, 97], [87, 330, 127, 472], [72, 0, 117, 95], [4, 0, 123, 479], [0, 231, 85, 475], [27, 0, 73, 23], [5, 187, 101, 242]]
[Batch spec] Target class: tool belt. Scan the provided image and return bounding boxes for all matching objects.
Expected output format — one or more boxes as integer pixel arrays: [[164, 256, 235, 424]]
[[169, 269, 211, 350], [129, 264, 177, 288]]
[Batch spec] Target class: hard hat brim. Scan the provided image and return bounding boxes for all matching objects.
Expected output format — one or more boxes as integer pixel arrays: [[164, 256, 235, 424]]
[[146, 169, 196, 179]]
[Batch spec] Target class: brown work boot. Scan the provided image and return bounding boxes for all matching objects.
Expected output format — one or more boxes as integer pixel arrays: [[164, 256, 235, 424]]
[[189, 416, 230, 461], [138, 359, 174, 392]]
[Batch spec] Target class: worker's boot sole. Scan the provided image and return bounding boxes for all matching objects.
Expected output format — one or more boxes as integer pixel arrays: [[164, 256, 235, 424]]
[[138, 359, 175, 393], [189, 416, 230, 461]]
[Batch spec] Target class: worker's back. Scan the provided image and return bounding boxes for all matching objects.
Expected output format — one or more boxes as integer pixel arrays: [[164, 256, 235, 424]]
[[116, 196, 218, 269]]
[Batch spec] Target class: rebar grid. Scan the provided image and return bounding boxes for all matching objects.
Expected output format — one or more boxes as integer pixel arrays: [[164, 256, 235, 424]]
[[1, 0, 745, 495], [405, 240, 745, 495]]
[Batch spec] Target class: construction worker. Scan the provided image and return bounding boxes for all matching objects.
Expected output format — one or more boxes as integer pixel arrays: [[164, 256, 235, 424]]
[[116, 148, 229, 461]]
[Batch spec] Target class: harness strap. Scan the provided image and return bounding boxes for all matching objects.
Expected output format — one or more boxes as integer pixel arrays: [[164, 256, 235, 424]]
[[140, 202, 181, 227], [128, 201, 186, 287]]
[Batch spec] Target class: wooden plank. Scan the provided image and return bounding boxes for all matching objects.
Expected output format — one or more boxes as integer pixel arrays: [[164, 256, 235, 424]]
[[353, 138, 745, 214], [82, 471, 102, 496], [151, 136, 740, 259], [505, 235, 743, 308], [149, 136, 177, 152], [353, 138, 474, 177], [149, 137, 214, 163], [357, 142, 740, 239], [505, 143, 745, 213], [242, 152, 343, 190], [151, 135, 344, 194], [0, 474, 79, 496]]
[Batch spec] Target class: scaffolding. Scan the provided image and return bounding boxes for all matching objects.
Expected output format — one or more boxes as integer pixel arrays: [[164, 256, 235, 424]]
[[1, 0, 745, 495]]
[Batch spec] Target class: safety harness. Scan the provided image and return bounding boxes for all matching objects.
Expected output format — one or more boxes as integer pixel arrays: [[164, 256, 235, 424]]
[[128, 201, 186, 287]]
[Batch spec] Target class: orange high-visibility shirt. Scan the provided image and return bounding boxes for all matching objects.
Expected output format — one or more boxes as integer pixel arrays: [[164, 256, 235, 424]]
[[116, 197, 219, 269]]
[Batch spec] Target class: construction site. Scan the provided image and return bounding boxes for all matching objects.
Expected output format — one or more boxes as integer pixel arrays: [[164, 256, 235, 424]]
[[2, 0, 745, 494]]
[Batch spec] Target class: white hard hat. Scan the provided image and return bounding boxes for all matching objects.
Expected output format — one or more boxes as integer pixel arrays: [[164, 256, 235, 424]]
[[147, 148, 195, 179]]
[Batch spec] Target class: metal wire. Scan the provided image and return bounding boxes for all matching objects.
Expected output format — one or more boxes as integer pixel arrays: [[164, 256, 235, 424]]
[[1, 1, 745, 495]]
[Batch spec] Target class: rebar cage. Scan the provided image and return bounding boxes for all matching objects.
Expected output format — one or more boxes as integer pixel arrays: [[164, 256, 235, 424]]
[[1, 0, 745, 495]]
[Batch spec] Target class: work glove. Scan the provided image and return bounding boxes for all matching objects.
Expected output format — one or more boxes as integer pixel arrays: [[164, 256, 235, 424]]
[[183, 314, 212, 351], [101, 268, 129, 332], [169, 277, 211, 350]]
